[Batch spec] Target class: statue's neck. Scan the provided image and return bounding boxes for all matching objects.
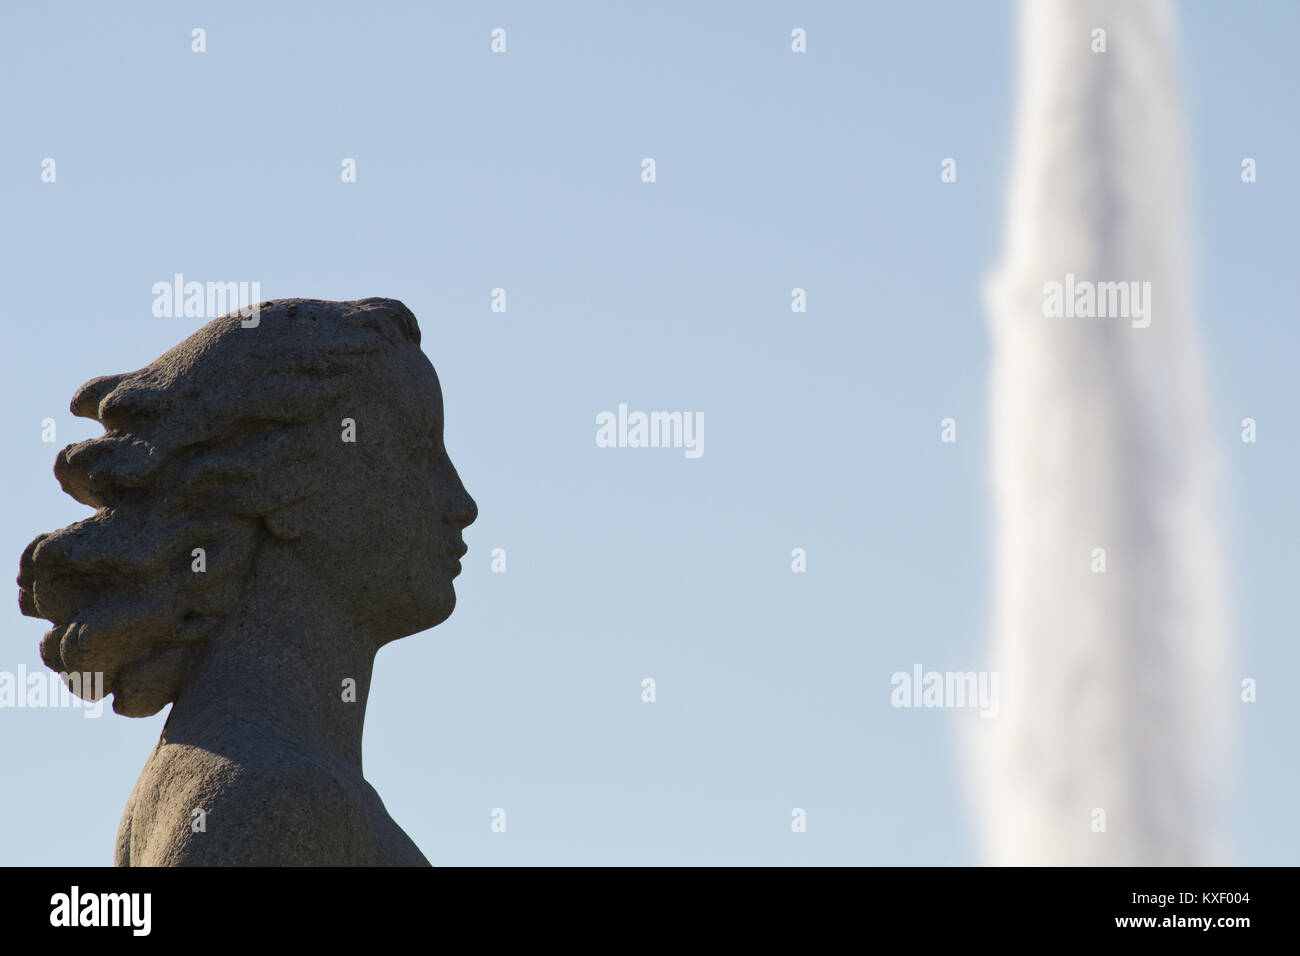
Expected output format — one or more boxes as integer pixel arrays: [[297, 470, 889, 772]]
[[159, 554, 378, 777]]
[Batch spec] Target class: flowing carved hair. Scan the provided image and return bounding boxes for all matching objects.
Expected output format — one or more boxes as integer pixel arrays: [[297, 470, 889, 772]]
[[17, 298, 422, 716]]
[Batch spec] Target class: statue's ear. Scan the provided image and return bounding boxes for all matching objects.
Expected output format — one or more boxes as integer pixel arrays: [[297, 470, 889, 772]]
[[263, 506, 304, 541]]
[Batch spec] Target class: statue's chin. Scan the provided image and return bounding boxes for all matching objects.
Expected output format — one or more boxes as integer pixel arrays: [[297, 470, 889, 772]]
[[386, 588, 456, 642], [111, 689, 171, 719], [429, 588, 457, 628]]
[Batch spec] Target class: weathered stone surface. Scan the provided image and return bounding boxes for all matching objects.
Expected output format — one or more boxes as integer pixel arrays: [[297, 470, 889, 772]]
[[17, 298, 477, 865]]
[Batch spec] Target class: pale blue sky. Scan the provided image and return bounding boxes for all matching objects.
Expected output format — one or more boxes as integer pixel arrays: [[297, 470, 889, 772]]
[[2, 0, 1297, 865]]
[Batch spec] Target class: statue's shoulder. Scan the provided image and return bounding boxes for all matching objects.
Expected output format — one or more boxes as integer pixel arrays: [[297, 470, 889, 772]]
[[117, 739, 375, 866]]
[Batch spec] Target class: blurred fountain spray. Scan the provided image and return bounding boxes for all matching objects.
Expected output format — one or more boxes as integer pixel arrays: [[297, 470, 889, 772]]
[[976, 0, 1231, 864]]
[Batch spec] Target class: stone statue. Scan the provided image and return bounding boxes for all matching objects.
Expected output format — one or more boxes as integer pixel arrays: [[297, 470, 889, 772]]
[[17, 298, 477, 865]]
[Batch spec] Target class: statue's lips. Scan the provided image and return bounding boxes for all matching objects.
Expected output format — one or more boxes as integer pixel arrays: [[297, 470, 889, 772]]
[[443, 542, 467, 575]]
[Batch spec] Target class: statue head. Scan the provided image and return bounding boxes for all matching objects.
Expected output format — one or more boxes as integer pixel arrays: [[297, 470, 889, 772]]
[[17, 298, 477, 718]]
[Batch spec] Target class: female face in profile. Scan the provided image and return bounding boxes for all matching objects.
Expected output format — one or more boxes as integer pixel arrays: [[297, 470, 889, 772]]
[[19, 298, 476, 866]]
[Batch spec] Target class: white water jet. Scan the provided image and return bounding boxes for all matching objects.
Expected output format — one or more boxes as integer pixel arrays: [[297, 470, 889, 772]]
[[976, 0, 1231, 865]]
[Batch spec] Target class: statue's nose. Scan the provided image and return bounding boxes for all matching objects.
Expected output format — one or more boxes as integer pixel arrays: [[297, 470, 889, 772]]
[[452, 487, 478, 529]]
